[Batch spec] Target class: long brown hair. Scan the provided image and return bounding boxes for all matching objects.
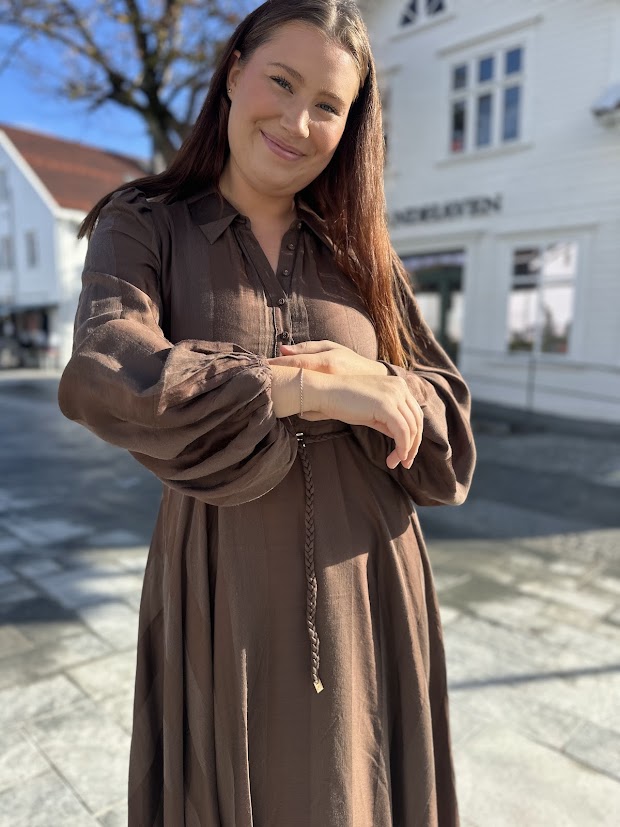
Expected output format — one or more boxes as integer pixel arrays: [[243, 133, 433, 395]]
[[80, 0, 428, 367]]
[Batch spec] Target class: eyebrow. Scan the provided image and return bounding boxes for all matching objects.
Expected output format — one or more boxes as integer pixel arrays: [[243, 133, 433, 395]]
[[268, 62, 347, 109]]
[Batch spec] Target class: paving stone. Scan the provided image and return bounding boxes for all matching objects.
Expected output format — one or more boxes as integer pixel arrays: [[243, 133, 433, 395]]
[[97, 803, 128, 827], [0, 769, 99, 826], [424, 498, 590, 542], [85, 529, 146, 547], [13, 559, 63, 579], [439, 604, 461, 626], [0, 564, 17, 586], [0, 675, 85, 728], [5, 517, 93, 547], [0, 630, 111, 690], [34, 566, 145, 610], [548, 559, 592, 578], [0, 596, 81, 645], [519, 528, 620, 564], [516, 671, 620, 735], [593, 574, 620, 597], [0, 536, 22, 556], [451, 682, 584, 753], [0, 626, 34, 658], [449, 694, 491, 746], [541, 601, 600, 631], [68, 650, 137, 702], [468, 594, 550, 632], [26, 698, 130, 814], [0, 727, 51, 793], [519, 580, 615, 617], [563, 720, 620, 782], [0, 581, 37, 604], [76, 600, 139, 651], [537, 620, 620, 664], [454, 725, 620, 826]]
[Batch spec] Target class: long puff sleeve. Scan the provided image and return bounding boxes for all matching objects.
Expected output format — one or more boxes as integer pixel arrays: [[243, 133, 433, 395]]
[[58, 188, 298, 506], [349, 281, 476, 507]]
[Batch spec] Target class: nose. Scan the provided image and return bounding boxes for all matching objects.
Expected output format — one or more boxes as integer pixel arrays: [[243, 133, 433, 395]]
[[281, 101, 310, 140]]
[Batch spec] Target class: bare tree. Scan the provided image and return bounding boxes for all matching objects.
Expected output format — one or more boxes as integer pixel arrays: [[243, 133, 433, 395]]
[[0, 0, 254, 166]]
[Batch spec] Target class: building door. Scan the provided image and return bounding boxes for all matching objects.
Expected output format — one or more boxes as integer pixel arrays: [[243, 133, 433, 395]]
[[400, 251, 465, 365]]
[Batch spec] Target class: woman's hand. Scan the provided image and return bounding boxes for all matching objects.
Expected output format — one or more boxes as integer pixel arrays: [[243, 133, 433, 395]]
[[268, 340, 423, 469], [267, 340, 387, 377], [303, 371, 424, 471]]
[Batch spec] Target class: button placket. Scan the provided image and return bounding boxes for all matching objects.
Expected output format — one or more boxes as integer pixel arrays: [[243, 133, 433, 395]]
[[274, 224, 302, 350]]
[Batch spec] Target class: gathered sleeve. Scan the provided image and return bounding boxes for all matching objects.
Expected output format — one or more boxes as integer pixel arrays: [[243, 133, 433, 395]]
[[349, 282, 476, 507], [57, 188, 298, 506]]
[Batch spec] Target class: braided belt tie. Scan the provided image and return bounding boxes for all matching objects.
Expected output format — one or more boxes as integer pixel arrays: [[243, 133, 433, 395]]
[[295, 428, 351, 694]]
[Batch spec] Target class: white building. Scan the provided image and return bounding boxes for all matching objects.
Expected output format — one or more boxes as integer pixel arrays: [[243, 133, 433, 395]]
[[363, 0, 620, 425], [0, 125, 144, 368]]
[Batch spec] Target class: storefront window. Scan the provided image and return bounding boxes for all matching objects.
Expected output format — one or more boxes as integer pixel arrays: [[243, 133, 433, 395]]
[[507, 242, 577, 355]]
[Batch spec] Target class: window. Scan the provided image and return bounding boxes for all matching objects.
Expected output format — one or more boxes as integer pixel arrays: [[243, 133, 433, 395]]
[[449, 45, 524, 155], [25, 231, 38, 267], [400, 0, 446, 28], [0, 236, 13, 270], [507, 242, 577, 355], [0, 170, 8, 201]]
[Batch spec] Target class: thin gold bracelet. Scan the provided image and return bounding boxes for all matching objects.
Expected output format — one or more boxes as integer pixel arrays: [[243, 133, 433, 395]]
[[299, 367, 304, 417]]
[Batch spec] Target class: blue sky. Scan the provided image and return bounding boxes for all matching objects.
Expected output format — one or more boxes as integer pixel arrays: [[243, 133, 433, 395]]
[[1, 35, 155, 163]]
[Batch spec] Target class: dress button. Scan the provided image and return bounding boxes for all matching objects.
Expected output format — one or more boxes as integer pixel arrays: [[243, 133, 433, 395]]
[[297, 222, 302, 230], [287, 243, 295, 251], [278, 297, 286, 305], [283, 269, 290, 276], [281, 331, 291, 342]]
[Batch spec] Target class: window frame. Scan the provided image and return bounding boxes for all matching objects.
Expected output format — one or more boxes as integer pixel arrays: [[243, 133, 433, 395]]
[[447, 41, 527, 157], [0, 236, 13, 271], [398, 0, 451, 33], [25, 230, 38, 268], [498, 231, 591, 362]]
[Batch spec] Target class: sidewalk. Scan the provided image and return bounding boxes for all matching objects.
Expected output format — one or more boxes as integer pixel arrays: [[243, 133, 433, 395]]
[[0, 374, 619, 825]]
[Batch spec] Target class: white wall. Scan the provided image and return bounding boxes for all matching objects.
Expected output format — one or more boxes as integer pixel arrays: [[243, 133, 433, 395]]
[[55, 212, 89, 366], [366, 0, 620, 423], [0, 132, 59, 309]]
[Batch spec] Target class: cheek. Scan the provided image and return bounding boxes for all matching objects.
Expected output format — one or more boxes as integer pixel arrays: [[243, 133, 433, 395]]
[[312, 123, 346, 159]]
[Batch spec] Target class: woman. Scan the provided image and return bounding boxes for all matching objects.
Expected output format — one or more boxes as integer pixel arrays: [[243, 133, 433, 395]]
[[58, 1, 476, 824]]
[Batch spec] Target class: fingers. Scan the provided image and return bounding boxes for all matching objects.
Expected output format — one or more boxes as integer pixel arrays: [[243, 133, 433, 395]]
[[386, 389, 424, 470], [385, 406, 414, 469]]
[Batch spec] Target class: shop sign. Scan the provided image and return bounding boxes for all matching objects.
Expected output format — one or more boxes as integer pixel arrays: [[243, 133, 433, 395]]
[[390, 195, 502, 226]]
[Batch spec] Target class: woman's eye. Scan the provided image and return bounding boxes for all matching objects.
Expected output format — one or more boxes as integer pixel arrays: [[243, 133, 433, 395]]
[[318, 103, 338, 115], [271, 75, 292, 92]]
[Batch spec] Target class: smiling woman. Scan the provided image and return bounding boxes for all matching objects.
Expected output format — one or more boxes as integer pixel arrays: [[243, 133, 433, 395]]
[[59, 2, 476, 826]]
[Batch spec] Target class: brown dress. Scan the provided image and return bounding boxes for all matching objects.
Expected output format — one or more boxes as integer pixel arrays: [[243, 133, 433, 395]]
[[58, 186, 476, 827]]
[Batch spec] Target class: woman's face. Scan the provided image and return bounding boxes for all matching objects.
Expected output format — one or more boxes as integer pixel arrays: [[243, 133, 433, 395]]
[[226, 22, 361, 199]]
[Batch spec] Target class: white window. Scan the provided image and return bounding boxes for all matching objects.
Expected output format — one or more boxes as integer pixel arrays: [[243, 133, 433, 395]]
[[0, 170, 8, 201], [450, 45, 524, 155], [0, 236, 13, 270], [25, 231, 38, 267], [507, 242, 577, 356], [400, 0, 446, 28]]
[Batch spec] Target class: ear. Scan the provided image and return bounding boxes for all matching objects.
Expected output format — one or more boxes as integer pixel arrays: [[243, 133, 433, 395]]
[[227, 50, 243, 97]]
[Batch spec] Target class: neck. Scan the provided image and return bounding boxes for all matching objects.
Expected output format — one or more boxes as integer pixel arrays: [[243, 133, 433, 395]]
[[219, 160, 296, 227]]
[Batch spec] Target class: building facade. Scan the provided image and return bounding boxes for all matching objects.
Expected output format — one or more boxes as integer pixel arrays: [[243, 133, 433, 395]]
[[0, 126, 144, 369], [364, 0, 620, 424]]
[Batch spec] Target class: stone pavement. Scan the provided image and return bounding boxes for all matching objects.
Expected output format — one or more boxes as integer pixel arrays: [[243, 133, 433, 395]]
[[0, 370, 619, 826]]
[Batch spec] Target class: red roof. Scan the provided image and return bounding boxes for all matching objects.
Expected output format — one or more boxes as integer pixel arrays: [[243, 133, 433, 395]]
[[0, 124, 147, 212]]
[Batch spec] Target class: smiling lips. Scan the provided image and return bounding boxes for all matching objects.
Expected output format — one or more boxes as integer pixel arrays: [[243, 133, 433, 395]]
[[261, 130, 305, 161]]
